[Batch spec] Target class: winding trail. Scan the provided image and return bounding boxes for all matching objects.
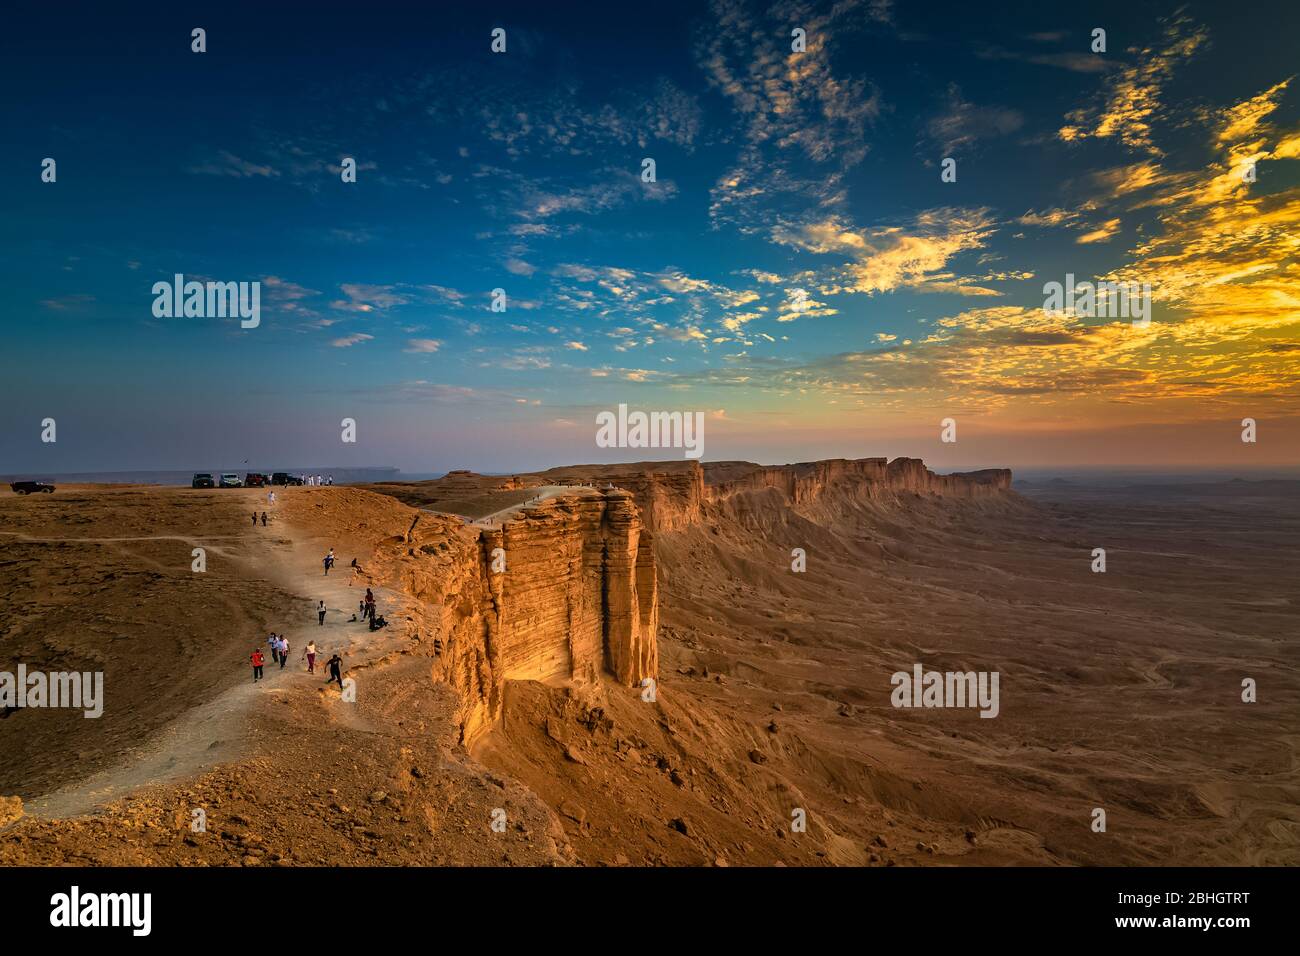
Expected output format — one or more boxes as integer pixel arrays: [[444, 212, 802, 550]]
[[23, 504, 406, 820]]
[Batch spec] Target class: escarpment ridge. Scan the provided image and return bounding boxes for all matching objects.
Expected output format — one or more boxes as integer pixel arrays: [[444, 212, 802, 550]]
[[356, 457, 1015, 744], [370, 457, 1015, 534]]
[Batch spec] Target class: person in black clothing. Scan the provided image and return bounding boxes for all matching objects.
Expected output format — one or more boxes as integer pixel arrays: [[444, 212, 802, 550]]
[[260, 511, 268, 526], [251, 512, 257, 526], [324, 654, 344, 688], [317, 600, 327, 625]]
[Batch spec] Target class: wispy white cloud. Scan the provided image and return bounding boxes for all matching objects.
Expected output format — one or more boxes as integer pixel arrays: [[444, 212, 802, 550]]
[[189, 150, 280, 179], [925, 84, 1023, 155], [332, 284, 409, 313], [331, 333, 374, 347], [404, 338, 443, 353]]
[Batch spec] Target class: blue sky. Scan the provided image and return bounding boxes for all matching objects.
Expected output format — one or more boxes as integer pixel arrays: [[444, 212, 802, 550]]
[[3, 1, 1298, 473]]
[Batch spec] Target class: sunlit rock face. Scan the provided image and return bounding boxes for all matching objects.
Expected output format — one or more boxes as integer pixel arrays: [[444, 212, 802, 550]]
[[374, 488, 658, 746]]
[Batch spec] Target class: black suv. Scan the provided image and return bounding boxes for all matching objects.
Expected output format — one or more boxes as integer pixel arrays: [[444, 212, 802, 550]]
[[191, 473, 216, 488], [10, 481, 55, 494], [271, 472, 304, 486]]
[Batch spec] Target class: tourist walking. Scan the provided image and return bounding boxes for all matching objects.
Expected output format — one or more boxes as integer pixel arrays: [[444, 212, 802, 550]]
[[318, 600, 327, 625], [324, 653, 343, 689], [303, 640, 317, 673], [250, 648, 265, 681]]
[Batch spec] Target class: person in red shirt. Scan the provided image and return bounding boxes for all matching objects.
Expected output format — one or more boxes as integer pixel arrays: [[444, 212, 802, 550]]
[[251, 648, 265, 681]]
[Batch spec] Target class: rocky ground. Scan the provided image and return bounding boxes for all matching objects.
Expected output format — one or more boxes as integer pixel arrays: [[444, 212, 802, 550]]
[[1, 468, 1296, 866]]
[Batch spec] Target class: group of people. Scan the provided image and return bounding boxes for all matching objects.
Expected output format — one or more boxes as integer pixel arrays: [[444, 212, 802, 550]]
[[250, 632, 292, 682], [265, 632, 291, 668], [314, 548, 389, 633], [249, 638, 344, 689], [302, 474, 334, 486], [320, 591, 388, 632], [251, 511, 268, 526], [245, 536, 378, 690], [359, 587, 387, 630]]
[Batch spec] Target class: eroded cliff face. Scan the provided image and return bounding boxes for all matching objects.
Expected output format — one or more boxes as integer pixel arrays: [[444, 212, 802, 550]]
[[535, 463, 705, 532], [366, 457, 1010, 744], [704, 457, 1011, 502], [536, 457, 1012, 532], [372, 489, 657, 746]]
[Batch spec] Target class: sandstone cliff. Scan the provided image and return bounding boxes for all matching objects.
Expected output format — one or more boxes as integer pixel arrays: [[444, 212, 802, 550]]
[[534, 457, 1013, 533], [367, 488, 657, 746], [363, 457, 1012, 744]]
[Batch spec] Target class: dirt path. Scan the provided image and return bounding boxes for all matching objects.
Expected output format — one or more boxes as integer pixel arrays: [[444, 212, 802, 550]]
[[23, 507, 407, 820], [468, 485, 588, 526]]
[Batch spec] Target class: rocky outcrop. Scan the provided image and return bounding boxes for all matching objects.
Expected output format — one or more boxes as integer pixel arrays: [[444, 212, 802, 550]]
[[535, 462, 705, 532], [605, 491, 660, 684], [435, 469, 530, 493], [0, 796, 23, 829], [367, 456, 1010, 744], [374, 489, 657, 746]]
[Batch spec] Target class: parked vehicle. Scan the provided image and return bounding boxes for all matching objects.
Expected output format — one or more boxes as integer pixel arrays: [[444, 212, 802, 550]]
[[219, 473, 242, 488], [192, 473, 216, 489], [10, 480, 55, 494], [271, 472, 304, 486], [244, 473, 269, 487]]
